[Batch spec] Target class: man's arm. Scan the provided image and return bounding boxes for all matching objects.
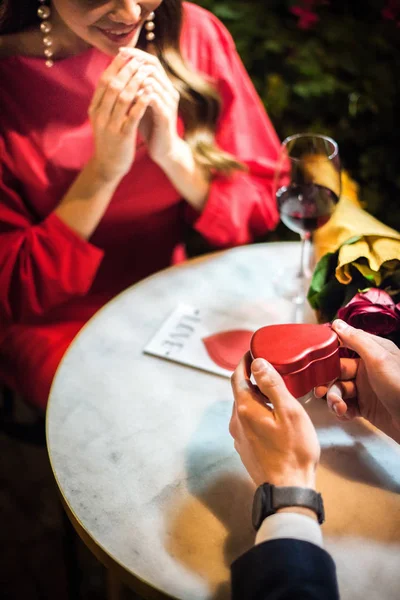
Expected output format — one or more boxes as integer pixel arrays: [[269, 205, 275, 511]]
[[229, 354, 340, 600]]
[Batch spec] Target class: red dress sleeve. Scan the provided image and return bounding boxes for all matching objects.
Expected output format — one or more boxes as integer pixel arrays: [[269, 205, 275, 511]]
[[182, 4, 281, 246], [0, 141, 104, 324]]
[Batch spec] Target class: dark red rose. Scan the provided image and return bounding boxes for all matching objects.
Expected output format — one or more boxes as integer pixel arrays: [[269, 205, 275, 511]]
[[337, 289, 400, 336]]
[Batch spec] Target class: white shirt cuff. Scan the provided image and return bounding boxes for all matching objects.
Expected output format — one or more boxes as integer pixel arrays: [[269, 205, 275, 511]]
[[255, 512, 324, 548]]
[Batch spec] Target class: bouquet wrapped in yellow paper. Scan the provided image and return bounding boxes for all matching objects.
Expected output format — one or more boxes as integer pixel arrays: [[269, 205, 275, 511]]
[[307, 173, 400, 341]]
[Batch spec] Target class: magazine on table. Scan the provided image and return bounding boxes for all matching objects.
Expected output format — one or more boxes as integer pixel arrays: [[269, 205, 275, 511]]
[[143, 303, 261, 377]]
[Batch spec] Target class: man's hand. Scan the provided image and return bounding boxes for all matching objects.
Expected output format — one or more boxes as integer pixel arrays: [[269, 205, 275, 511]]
[[314, 319, 400, 442], [230, 353, 320, 489]]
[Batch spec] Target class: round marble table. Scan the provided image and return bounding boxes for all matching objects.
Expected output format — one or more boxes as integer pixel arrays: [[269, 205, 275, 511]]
[[47, 242, 400, 600]]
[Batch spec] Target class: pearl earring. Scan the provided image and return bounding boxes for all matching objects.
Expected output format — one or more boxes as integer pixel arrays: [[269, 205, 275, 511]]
[[145, 11, 155, 42], [38, 0, 54, 67]]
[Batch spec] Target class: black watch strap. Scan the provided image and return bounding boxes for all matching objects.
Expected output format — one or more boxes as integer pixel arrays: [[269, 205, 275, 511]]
[[252, 483, 325, 530]]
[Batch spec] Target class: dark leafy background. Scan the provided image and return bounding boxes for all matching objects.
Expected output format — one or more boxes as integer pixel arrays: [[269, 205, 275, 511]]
[[194, 0, 400, 240]]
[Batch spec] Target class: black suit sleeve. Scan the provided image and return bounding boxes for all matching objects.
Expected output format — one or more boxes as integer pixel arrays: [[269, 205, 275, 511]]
[[231, 538, 340, 600]]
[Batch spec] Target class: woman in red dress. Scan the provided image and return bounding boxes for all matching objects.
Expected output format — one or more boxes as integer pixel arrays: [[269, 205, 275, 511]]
[[0, 0, 281, 410]]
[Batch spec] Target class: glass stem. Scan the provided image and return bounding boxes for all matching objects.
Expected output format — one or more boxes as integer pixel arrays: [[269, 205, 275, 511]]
[[294, 232, 312, 307], [298, 232, 311, 280]]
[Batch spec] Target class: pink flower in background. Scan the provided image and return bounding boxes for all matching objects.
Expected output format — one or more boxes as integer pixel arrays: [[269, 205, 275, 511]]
[[290, 0, 329, 29], [337, 288, 400, 336], [290, 5, 319, 29], [291, 0, 400, 29], [382, 0, 400, 24]]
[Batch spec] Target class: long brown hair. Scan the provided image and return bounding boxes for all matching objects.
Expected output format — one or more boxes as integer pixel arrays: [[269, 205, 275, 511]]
[[0, 0, 245, 176]]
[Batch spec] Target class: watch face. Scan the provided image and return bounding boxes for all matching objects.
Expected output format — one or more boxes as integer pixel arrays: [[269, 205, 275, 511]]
[[252, 486, 264, 530]]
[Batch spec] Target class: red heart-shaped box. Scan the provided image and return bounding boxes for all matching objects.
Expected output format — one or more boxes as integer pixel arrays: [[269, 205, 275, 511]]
[[250, 324, 340, 398]]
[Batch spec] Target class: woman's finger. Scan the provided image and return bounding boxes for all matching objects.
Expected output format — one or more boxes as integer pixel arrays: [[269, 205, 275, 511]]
[[109, 64, 174, 128], [145, 67, 179, 99], [123, 91, 152, 136], [146, 93, 168, 121], [119, 47, 178, 97], [109, 66, 151, 126], [119, 47, 161, 70], [94, 57, 143, 123], [141, 77, 173, 109], [89, 52, 142, 113]]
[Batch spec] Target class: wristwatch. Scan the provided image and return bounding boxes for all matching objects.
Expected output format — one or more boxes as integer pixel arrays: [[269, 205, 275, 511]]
[[252, 483, 325, 530]]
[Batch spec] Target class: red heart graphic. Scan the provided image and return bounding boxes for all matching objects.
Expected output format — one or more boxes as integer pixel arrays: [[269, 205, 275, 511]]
[[202, 330, 254, 371]]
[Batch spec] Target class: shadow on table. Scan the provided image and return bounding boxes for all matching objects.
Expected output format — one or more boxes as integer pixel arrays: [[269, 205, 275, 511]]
[[306, 396, 400, 494], [165, 397, 400, 599], [165, 470, 254, 600], [164, 399, 254, 599]]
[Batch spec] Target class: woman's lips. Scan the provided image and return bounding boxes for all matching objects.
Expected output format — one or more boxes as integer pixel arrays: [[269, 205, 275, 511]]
[[97, 25, 139, 44]]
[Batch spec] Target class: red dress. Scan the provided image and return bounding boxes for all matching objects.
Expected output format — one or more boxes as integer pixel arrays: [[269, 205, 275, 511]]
[[0, 3, 280, 410]]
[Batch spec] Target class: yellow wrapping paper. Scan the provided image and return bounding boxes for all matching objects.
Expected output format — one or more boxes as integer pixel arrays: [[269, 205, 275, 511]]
[[313, 174, 400, 284]]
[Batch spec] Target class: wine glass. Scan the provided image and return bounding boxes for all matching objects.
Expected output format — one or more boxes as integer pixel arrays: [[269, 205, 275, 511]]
[[274, 133, 341, 305]]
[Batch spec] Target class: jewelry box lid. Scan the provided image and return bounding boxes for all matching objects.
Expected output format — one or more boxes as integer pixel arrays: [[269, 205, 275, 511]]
[[250, 323, 338, 375]]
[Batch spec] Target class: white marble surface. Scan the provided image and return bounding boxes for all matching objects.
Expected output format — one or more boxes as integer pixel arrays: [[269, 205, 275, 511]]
[[47, 242, 400, 600]]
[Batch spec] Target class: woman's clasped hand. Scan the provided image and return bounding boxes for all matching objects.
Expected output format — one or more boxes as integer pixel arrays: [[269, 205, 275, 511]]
[[0, 0, 282, 408], [88, 47, 180, 182]]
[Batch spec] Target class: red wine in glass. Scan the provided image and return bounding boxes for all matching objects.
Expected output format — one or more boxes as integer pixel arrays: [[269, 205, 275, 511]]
[[277, 183, 339, 235], [274, 133, 341, 307]]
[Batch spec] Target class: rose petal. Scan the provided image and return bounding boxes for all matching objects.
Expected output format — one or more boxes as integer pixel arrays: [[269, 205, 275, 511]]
[[338, 287, 400, 337], [347, 310, 398, 336], [362, 288, 395, 307]]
